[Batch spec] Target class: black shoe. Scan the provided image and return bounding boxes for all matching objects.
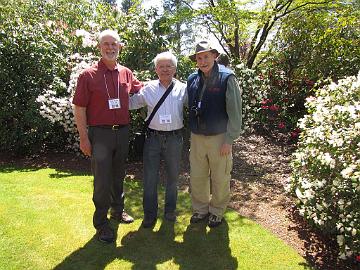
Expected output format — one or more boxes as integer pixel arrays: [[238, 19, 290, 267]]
[[164, 212, 176, 222], [190, 213, 209, 224], [142, 217, 157, 228], [208, 214, 223, 228], [110, 211, 134, 224], [97, 226, 115, 243]]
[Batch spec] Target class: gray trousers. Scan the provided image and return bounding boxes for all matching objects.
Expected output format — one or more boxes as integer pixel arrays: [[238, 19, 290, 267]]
[[142, 130, 183, 219], [88, 125, 129, 229]]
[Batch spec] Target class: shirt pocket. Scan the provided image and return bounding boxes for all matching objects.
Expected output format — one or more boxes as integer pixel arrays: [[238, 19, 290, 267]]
[[120, 82, 131, 94]]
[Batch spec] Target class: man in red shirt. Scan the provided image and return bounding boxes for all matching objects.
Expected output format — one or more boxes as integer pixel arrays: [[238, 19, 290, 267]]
[[73, 29, 143, 243]]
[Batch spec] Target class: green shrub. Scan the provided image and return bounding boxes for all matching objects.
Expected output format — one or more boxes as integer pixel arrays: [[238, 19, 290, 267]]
[[37, 53, 98, 153], [255, 66, 309, 140], [256, 3, 360, 141], [289, 72, 360, 259], [0, 8, 69, 154], [0, 0, 97, 154], [234, 63, 269, 132]]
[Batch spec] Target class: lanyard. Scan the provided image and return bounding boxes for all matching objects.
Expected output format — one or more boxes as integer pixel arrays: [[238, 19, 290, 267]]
[[103, 72, 120, 99]]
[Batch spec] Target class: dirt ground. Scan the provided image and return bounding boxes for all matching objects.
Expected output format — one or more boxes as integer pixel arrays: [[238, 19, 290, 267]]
[[0, 133, 357, 270], [228, 134, 357, 270]]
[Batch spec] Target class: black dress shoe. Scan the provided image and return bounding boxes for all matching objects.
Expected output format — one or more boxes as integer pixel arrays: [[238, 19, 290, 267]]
[[110, 211, 134, 224], [97, 226, 115, 243], [142, 217, 157, 228]]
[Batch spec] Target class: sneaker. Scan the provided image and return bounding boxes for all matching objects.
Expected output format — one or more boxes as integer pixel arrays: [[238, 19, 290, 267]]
[[164, 212, 176, 222], [142, 216, 157, 228], [208, 214, 223, 228], [190, 213, 209, 224], [97, 226, 115, 243], [110, 211, 134, 224]]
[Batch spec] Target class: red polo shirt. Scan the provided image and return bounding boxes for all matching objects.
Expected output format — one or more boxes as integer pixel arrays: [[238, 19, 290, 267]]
[[72, 59, 143, 126]]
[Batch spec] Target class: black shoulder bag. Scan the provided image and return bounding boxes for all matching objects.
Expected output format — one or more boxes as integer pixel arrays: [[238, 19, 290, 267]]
[[133, 81, 175, 155]]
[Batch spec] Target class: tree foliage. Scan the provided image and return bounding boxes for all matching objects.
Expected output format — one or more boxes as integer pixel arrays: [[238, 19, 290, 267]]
[[154, 0, 196, 54], [120, 0, 141, 14], [195, 0, 334, 68], [252, 1, 360, 134], [264, 1, 360, 80]]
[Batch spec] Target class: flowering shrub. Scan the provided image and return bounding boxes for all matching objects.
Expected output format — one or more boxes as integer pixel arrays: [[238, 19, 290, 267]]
[[234, 63, 269, 131], [0, 0, 107, 154], [37, 53, 98, 153], [36, 26, 99, 153], [0, 3, 70, 154], [256, 95, 303, 141], [234, 63, 304, 139], [289, 72, 360, 259], [258, 98, 282, 125]]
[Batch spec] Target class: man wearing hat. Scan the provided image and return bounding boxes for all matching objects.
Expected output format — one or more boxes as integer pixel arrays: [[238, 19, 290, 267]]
[[187, 41, 242, 227], [73, 29, 143, 243]]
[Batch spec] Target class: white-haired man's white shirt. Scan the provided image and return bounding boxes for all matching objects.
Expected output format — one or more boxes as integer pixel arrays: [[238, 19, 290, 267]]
[[129, 79, 187, 131]]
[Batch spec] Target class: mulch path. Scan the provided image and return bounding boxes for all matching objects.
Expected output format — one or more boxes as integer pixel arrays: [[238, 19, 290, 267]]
[[0, 133, 357, 270]]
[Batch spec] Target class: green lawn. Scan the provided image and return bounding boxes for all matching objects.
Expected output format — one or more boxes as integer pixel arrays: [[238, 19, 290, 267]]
[[0, 166, 312, 270]]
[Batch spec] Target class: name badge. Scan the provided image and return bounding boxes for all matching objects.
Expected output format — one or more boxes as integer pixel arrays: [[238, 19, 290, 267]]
[[108, 98, 121, 109], [159, 114, 172, 124]]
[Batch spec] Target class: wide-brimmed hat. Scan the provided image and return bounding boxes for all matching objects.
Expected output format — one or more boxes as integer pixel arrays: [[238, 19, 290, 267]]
[[189, 41, 220, 61]]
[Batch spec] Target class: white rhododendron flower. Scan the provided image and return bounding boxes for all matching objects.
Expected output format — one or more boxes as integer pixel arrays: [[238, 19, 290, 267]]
[[341, 165, 356, 179], [37, 53, 98, 152], [290, 71, 360, 259]]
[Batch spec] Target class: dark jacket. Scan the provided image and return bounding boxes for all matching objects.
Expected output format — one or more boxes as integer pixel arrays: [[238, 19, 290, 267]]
[[187, 63, 234, 135]]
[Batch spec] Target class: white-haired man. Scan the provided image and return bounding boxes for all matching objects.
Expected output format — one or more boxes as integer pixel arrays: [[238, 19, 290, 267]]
[[129, 51, 187, 228], [73, 29, 143, 243]]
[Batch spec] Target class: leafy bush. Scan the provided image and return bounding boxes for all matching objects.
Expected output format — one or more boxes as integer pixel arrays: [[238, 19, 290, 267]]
[[255, 66, 311, 140], [289, 72, 360, 259], [37, 52, 99, 153], [0, 19, 65, 153], [256, 3, 360, 140], [233, 63, 269, 132], [0, 0, 97, 154]]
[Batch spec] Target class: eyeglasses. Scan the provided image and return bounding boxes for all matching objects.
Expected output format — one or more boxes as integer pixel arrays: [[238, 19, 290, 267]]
[[101, 41, 120, 48], [157, 65, 176, 70]]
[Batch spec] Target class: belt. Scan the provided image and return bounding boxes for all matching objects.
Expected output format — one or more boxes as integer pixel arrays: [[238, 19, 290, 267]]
[[93, 125, 127, 130], [147, 128, 182, 136]]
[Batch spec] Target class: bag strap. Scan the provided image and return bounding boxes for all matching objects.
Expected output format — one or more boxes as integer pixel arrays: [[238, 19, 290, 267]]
[[145, 80, 175, 127], [197, 80, 207, 106]]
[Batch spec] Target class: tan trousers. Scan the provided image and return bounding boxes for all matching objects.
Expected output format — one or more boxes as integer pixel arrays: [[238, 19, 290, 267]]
[[189, 133, 233, 218]]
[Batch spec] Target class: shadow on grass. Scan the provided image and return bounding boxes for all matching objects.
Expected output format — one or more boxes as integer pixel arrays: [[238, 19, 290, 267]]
[[53, 220, 237, 270], [0, 152, 91, 176], [175, 221, 238, 270], [0, 165, 90, 178], [53, 234, 118, 270]]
